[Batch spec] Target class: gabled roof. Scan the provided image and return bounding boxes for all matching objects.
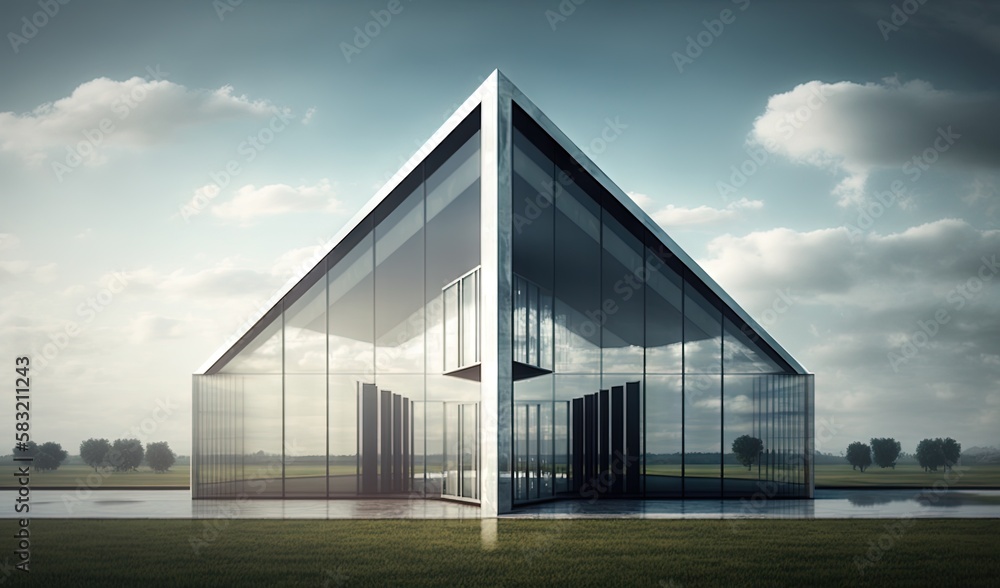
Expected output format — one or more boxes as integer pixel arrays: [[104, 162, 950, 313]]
[[197, 70, 807, 376]]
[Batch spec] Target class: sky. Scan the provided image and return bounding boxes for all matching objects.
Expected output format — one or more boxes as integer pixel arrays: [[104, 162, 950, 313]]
[[1, 0, 998, 457]]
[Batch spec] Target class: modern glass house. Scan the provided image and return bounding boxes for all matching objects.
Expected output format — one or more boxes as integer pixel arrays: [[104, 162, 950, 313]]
[[192, 71, 814, 515]]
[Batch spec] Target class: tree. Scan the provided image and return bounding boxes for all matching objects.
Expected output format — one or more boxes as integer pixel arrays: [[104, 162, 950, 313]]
[[870, 437, 902, 469], [79, 438, 112, 471], [916, 438, 945, 472], [145, 441, 176, 473], [34, 442, 68, 472], [11, 440, 37, 458], [731, 435, 764, 470], [846, 441, 872, 472], [942, 437, 961, 471], [110, 438, 144, 472], [917, 437, 962, 472]]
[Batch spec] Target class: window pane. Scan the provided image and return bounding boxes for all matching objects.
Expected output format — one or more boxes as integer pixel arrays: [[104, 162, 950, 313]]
[[443, 282, 459, 373], [684, 286, 722, 373], [684, 374, 721, 497], [645, 374, 682, 497], [461, 272, 478, 365], [284, 277, 327, 497], [514, 276, 527, 364], [329, 230, 373, 375], [554, 172, 601, 373], [375, 186, 424, 374], [512, 127, 555, 290], [601, 213, 644, 375], [646, 248, 682, 374], [723, 375, 762, 496]]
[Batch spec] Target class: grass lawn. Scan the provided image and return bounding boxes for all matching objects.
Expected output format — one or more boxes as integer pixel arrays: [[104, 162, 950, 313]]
[[0, 464, 189, 489], [6, 519, 998, 586], [814, 463, 1000, 488]]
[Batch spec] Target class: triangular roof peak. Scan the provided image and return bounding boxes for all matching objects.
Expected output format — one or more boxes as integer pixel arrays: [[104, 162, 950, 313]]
[[198, 71, 807, 375]]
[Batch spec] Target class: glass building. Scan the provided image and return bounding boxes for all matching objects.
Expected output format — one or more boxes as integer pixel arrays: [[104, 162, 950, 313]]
[[192, 71, 814, 515]]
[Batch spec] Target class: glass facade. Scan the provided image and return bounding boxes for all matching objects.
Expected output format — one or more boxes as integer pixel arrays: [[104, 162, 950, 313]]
[[508, 104, 813, 502], [193, 110, 482, 499], [193, 77, 813, 508]]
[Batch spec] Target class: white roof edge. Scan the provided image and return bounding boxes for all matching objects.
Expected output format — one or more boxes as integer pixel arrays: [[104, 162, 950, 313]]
[[195, 71, 497, 375], [500, 74, 809, 375]]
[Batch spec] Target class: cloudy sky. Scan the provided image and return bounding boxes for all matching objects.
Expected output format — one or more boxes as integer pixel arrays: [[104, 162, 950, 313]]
[[1, 0, 997, 456]]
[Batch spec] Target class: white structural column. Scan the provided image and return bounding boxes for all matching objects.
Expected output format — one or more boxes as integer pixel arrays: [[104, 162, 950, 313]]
[[479, 70, 514, 516]]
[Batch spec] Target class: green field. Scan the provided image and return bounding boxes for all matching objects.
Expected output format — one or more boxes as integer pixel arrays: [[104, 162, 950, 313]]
[[5, 519, 998, 586], [0, 464, 189, 489], [814, 463, 1000, 487]]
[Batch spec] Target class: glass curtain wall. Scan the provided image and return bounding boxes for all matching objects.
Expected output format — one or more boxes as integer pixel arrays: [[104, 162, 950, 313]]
[[193, 110, 481, 500], [509, 104, 811, 503]]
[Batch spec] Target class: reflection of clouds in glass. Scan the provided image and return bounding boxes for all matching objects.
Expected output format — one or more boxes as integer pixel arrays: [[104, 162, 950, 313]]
[[375, 307, 425, 373], [723, 316, 783, 373], [646, 344, 682, 373], [220, 327, 281, 373], [602, 346, 643, 374], [555, 311, 600, 373], [684, 337, 722, 373], [691, 397, 721, 410], [725, 394, 753, 414], [329, 338, 372, 373]]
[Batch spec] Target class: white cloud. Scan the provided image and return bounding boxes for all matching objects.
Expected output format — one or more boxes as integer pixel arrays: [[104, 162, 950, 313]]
[[704, 218, 1000, 308], [301, 107, 316, 125], [129, 312, 185, 343], [650, 197, 763, 227], [0, 235, 56, 283], [211, 179, 341, 225], [0, 261, 57, 283], [750, 78, 1000, 206], [0, 76, 289, 165], [0, 233, 20, 251]]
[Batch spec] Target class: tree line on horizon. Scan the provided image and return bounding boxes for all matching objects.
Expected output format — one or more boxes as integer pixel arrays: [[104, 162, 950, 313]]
[[845, 437, 961, 472], [9, 439, 177, 473]]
